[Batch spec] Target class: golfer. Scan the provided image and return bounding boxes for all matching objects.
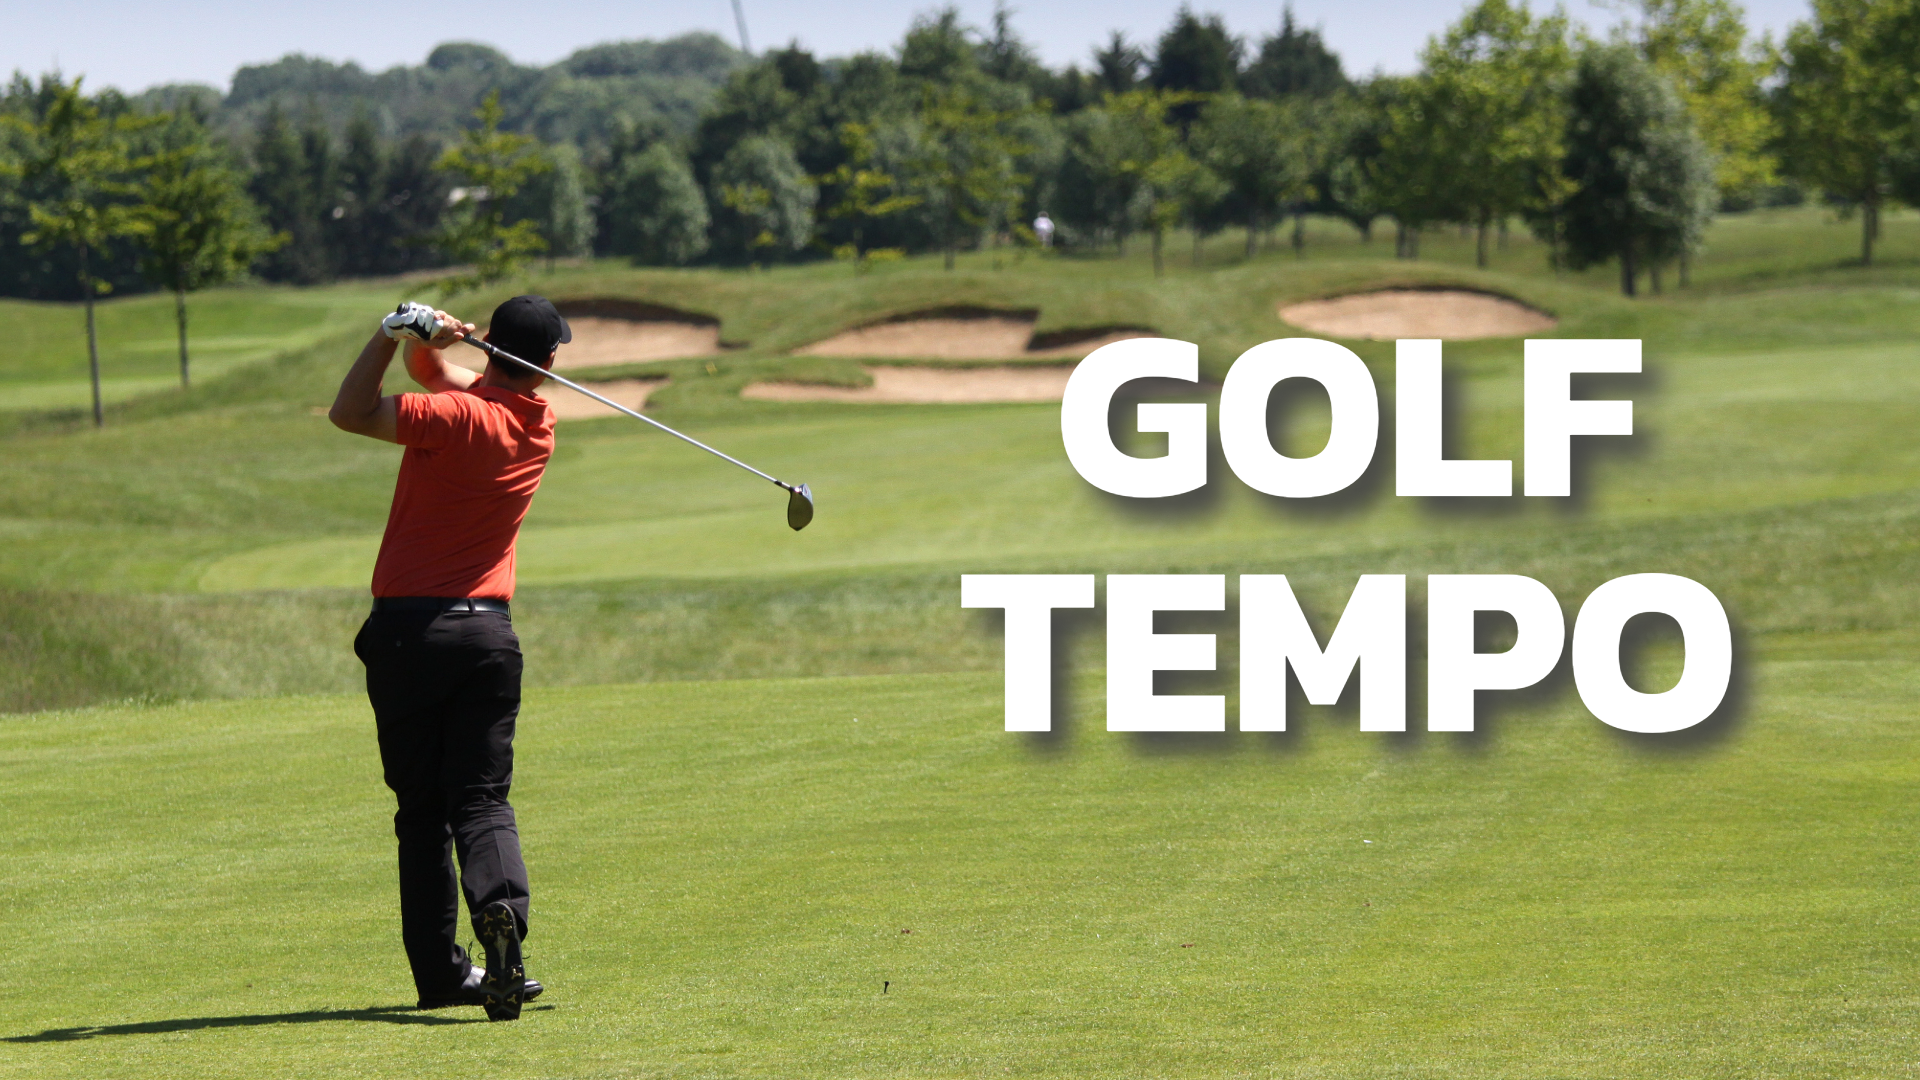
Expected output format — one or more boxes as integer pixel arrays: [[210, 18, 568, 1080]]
[[328, 295, 571, 1021]]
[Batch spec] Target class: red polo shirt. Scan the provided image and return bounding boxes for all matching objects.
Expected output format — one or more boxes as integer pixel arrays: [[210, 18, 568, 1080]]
[[370, 385, 555, 600]]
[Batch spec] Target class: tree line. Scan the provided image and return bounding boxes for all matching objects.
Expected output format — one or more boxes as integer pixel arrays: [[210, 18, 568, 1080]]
[[4, 0, 1918, 343]]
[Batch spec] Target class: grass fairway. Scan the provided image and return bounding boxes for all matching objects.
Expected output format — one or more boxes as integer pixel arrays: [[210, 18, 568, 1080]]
[[3, 667, 1915, 1078]]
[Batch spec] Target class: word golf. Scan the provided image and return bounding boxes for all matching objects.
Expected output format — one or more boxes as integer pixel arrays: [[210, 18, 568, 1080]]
[[963, 336, 1732, 735]]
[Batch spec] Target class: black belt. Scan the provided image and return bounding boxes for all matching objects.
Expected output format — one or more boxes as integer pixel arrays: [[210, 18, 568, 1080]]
[[372, 596, 510, 615]]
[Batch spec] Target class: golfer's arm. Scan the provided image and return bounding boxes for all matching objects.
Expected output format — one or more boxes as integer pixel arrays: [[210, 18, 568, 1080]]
[[403, 340, 480, 394], [329, 332, 401, 443]]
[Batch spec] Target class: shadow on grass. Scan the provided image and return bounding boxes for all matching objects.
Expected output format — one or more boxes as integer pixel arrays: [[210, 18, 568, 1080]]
[[1, 1003, 541, 1041]]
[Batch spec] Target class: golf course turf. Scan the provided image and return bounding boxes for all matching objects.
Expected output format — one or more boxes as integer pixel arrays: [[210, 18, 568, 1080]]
[[2, 207, 1918, 1075]]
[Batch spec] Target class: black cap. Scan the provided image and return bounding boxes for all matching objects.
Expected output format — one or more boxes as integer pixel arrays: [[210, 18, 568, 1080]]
[[487, 295, 572, 368]]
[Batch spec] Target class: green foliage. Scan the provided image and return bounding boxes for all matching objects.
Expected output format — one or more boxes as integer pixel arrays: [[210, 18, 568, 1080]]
[[3, 76, 151, 290], [897, 6, 980, 84], [902, 87, 1032, 269], [433, 91, 551, 297], [1193, 94, 1317, 250], [135, 115, 280, 295], [1773, 0, 1920, 265], [1240, 8, 1350, 99], [1149, 7, 1244, 94], [1093, 32, 1148, 95], [1405, 0, 1573, 267], [502, 141, 594, 260], [817, 122, 922, 268], [1060, 90, 1217, 276], [134, 110, 282, 386], [246, 104, 342, 284], [604, 143, 711, 265], [1560, 45, 1717, 295], [1632, 0, 1777, 207], [710, 135, 816, 262], [205, 32, 744, 152]]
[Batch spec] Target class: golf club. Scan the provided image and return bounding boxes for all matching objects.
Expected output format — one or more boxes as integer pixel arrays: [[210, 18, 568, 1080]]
[[393, 303, 814, 531]]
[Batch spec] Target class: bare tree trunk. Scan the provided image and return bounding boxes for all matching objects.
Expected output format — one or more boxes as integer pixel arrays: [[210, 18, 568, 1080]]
[[1292, 213, 1305, 256], [83, 243, 102, 427], [1475, 214, 1489, 268], [1498, 216, 1509, 251], [1359, 219, 1373, 243], [176, 286, 190, 389], [1246, 212, 1259, 258], [1152, 226, 1164, 278], [1863, 197, 1878, 266], [1395, 221, 1407, 259], [1620, 250, 1637, 297]]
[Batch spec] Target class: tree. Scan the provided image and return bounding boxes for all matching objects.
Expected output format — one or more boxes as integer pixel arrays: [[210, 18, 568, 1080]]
[[247, 103, 336, 284], [1093, 32, 1148, 95], [903, 88, 1030, 270], [434, 90, 551, 298], [1193, 94, 1314, 256], [1412, 0, 1572, 267], [1321, 89, 1389, 240], [1151, 7, 1242, 95], [1371, 76, 1453, 257], [898, 7, 979, 84], [333, 109, 387, 276], [1633, 0, 1775, 212], [1056, 107, 1147, 252], [135, 111, 280, 388], [502, 141, 594, 266], [709, 135, 816, 262], [1096, 90, 1213, 277], [3, 77, 151, 426], [1241, 8, 1349, 99], [1560, 45, 1716, 296], [816, 122, 921, 269], [604, 143, 710, 265], [979, 4, 1048, 92], [1773, 0, 1920, 266]]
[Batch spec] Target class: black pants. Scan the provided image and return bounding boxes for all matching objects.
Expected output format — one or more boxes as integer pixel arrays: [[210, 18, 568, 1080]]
[[355, 608, 531, 998]]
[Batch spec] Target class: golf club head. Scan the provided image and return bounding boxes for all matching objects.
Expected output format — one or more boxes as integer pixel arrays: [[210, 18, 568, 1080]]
[[786, 483, 814, 531]]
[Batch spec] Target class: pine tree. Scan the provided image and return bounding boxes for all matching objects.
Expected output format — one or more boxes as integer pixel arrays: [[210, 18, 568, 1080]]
[[1242, 8, 1349, 99]]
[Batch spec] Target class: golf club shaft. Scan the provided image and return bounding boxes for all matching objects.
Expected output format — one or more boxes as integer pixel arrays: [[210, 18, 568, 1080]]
[[461, 336, 794, 492]]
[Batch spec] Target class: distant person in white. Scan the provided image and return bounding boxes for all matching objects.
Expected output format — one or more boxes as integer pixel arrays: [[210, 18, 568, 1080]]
[[1034, 212, 1055, 249]]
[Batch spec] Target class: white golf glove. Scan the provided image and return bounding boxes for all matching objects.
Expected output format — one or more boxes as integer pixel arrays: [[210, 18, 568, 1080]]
[[382, 302, 441, 341]]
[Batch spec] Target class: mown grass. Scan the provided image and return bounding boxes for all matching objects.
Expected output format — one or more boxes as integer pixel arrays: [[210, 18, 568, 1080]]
[[3, 665, 1916, 1077]]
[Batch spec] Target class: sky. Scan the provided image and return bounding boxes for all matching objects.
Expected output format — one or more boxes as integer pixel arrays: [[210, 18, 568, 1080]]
[[4, 0, 1815, 95]]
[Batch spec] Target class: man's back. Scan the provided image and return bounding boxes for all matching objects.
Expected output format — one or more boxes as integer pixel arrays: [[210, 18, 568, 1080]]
[[373, 385, 555, 600]]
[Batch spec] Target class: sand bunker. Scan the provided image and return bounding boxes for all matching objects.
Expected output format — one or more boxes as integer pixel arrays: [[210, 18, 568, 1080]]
[[796, 308, 1152, 361], [544, 378, 667, 420], [742, 365, 1074, 404], [459, 299, 726, 372], [1278, 289, 1557, 340]]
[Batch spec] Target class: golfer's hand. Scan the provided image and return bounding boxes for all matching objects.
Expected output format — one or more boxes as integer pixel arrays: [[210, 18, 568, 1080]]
[[423, 310, 473, 350]]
